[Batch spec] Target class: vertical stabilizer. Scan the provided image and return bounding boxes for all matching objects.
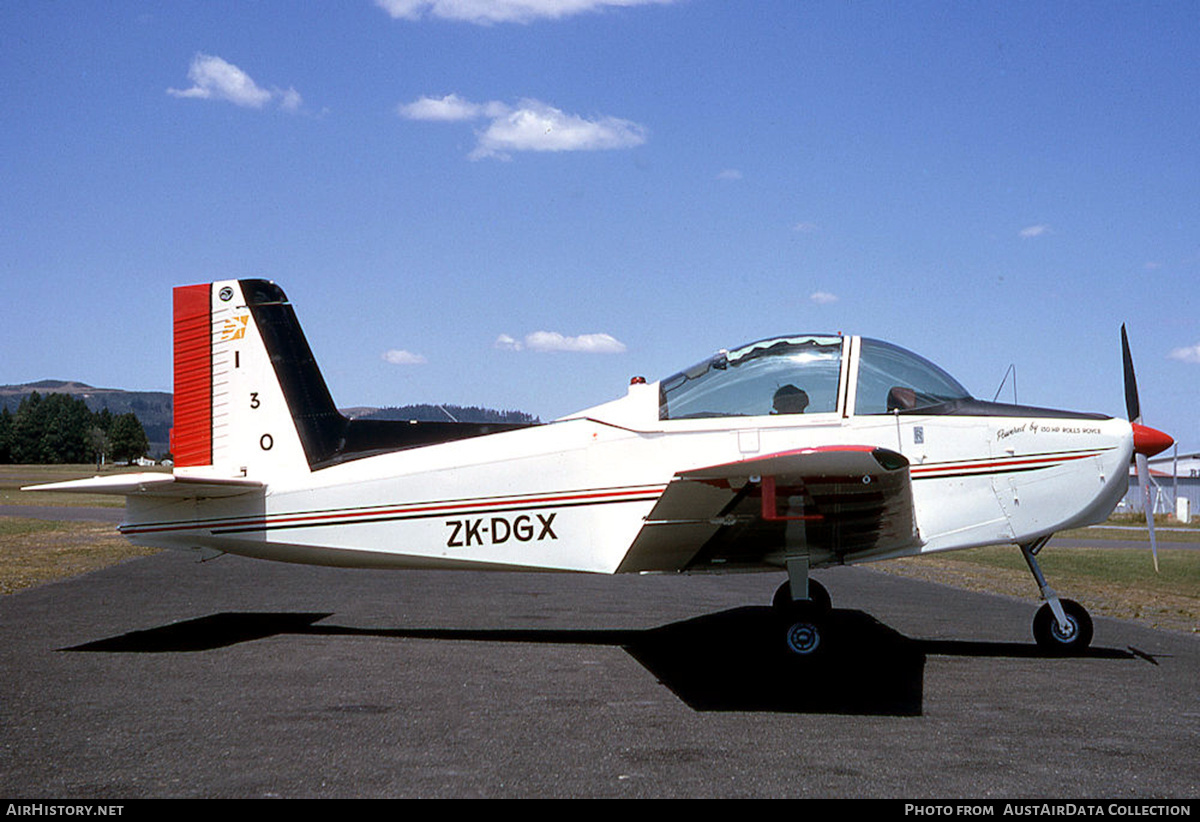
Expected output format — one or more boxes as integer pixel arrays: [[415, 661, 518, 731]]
[[171, 279, 338, 478], [169, 279, 529, 475]]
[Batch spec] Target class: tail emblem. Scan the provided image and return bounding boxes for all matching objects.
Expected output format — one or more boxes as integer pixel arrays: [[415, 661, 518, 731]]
[[220, 315, 249, 342]]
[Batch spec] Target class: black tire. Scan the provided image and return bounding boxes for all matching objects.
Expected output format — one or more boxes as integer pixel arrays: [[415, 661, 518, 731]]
[[772, 578, 832, 615], [1032, 599, 1094, 654]]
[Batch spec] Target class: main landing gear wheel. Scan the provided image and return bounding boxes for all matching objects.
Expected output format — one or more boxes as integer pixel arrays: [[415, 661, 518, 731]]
[[1032, 598, 1094, 655], [772, 579, 831, 656]]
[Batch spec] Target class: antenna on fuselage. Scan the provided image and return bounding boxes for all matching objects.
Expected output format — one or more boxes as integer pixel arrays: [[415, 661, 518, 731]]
[[992, 364, 1017, 404]]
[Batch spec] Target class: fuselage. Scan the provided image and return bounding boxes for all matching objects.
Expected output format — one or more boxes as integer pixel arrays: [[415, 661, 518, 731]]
[[122, 334, 1134, 575]]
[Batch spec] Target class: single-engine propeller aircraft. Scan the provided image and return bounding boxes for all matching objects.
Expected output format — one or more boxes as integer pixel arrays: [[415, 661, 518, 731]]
[[28, 280, 1174, 655]]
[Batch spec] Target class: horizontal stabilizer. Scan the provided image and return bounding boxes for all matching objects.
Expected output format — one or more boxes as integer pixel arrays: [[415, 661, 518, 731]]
[[23, 473, 264, 499]]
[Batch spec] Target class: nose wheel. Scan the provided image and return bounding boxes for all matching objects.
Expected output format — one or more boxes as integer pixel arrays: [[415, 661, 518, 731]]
[[1032, 598, 1094, 654], [1021, 538, 1094, 654]]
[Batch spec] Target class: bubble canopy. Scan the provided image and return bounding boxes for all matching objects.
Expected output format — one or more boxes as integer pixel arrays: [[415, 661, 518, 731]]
[[657, 335, 973, 420], [854, 338, 972, 415]]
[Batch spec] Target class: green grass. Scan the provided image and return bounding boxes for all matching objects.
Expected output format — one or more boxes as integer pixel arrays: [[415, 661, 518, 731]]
[[1106, 510, 1200, 529], [0, 517, 158, 595], [880, 544, 1200, 635], [0, 517, 71, 537], [1060, 527, 1200, 544], [942, 545, 1200, 600]]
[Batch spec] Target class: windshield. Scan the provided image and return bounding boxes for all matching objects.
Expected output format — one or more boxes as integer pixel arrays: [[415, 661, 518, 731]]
[[659, 336, 844, 420], [854, 338, 972, 414]]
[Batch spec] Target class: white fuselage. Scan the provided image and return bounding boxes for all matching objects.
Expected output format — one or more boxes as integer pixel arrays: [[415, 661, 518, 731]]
[[123, 379, 1133, 574]]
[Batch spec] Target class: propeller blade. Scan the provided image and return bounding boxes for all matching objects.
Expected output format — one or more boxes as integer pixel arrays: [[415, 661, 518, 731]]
[[1122, 325, 1168, 573], [1121, 323, 1142, 424], [1136, 452, 1160, 573]]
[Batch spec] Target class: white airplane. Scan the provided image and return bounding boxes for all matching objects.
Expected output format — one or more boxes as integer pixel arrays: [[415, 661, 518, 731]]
[[27, 279, 1174, 656]]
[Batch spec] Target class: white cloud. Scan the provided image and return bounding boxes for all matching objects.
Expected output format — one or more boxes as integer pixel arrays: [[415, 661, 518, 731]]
[[399, 94, 506, 122], [399, 95, 647, 160], [278, 87, 304, 112], [376, 0, 675, 24], [168, 54, 301, 111], [1168, 344, 1200, 364], [716, 169, 743, 181], [497, 331, 627, 353], [1019, 224, 1052, 239], [793, 222, 820, 234], [168, 54, 271, 107], [473, 100, 646, 159], [809, 291, 838, 305], [382, 349, 428, 365]]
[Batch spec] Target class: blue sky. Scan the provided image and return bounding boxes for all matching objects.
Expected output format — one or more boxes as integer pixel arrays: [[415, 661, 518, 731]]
[[2, 1, 1197, 449]]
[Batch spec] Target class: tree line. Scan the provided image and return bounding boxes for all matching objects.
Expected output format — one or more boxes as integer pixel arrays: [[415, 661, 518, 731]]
[[364, 404, 539, 424], [0, 392, 150, 465]]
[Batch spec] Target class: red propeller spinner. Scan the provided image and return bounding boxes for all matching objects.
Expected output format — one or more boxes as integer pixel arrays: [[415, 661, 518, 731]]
[[1132, 422, 1174, 458]]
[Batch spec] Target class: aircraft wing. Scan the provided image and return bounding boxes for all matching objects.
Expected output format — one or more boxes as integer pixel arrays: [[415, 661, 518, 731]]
[[22, 473, 264, 499], [618, 445, 920, 573]]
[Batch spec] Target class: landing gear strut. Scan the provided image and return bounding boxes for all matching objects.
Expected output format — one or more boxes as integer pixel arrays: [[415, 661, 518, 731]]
[[1021, 536, 1094, 654]]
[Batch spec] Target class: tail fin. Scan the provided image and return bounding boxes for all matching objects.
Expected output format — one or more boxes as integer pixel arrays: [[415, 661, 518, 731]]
[[172, 279, 340, 478], [171, 279, 536, 477]]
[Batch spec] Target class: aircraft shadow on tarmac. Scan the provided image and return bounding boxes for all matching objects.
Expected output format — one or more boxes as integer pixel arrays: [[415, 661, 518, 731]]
[[63, 607, 1137, 717]]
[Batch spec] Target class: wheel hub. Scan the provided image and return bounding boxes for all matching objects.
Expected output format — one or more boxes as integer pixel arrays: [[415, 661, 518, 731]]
[[785, 621, 820, 655], [1051, 616, 1078, 642]]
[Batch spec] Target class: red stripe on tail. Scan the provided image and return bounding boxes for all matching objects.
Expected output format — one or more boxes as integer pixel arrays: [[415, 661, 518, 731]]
[[172, 284, 212, 467]]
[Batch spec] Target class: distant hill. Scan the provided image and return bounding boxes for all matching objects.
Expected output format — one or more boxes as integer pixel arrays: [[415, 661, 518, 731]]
[[1, 383, 538, 457], [1, 381, 173, 456], [356, 405, 540, 425]]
